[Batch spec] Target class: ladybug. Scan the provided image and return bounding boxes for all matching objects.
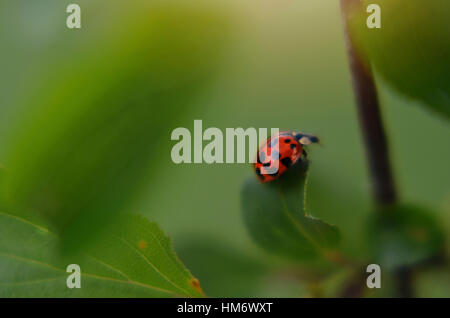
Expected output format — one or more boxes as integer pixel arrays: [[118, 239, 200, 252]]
[[254, 131, 319, 182]]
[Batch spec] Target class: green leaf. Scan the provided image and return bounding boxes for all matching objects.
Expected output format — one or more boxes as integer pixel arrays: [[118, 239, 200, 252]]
[[5, 4, 231, 251], [347, 0, 450, 117], [0, 211, 204, 297], [368, 204, 445, 270], [241, 159, 340, 261]]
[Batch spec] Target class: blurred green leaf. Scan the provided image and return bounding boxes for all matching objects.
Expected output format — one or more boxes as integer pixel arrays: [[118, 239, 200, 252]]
[[5, 3, 231, 251], [348, 0, 450, 117], [0, 211, 204, 297], [241, 159, 340, 261], [369, 205, 445, 270]]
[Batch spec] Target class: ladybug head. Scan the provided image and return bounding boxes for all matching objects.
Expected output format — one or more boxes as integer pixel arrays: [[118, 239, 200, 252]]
[[293, 132, 320, 145]]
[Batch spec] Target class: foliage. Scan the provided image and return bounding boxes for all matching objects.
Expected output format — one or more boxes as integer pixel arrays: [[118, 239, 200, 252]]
[[4, 3, 231, 252], [0, 0, 448, 298], [347, 0, 450, 117], [0, 211, 203, 297]]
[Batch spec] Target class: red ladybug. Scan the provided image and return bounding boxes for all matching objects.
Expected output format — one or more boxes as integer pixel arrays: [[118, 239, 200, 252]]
[[254, 131, 319, 182]]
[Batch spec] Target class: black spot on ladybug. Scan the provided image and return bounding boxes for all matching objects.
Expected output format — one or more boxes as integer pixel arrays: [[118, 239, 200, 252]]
[[290, 143, 297, 149], [263, 162, 271, 167], [268, 138, 278, 148], [281, 157, 292, 168], [284, 138, 291, 143]]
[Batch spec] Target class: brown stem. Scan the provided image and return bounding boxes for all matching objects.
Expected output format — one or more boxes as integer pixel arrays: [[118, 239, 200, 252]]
[[340, 0, 415, 298], [340, 0, 397, 206]]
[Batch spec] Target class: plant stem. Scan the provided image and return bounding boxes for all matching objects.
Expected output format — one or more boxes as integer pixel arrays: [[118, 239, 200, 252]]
[[339, 0, 416, 298], [339, 0, 397, 206]]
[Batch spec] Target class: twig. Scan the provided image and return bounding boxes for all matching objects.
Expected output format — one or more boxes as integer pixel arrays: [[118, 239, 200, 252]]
[[339, 0, 397, 206], [339, 0, 416, 297]]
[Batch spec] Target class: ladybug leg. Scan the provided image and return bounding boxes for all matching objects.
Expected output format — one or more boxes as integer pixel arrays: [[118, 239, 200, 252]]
[[302, 149, 308, 158]]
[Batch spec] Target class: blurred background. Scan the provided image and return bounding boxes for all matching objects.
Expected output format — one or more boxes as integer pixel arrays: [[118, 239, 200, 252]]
[[0, 0, 449, 297]]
